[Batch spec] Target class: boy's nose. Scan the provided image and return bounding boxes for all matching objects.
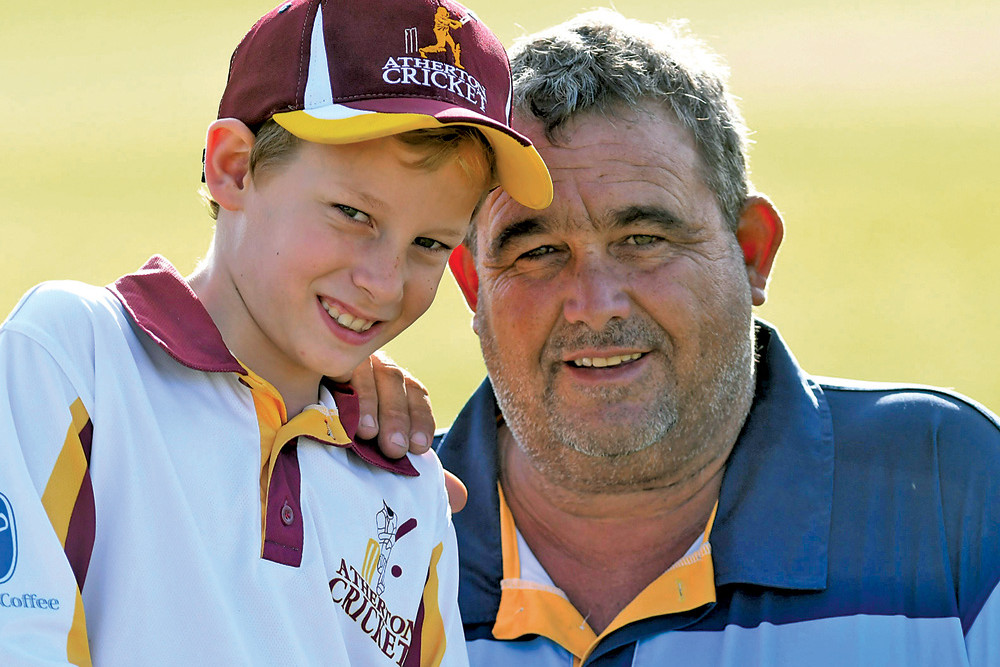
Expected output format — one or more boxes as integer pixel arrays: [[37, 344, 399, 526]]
[[351, 244, 405, 304]]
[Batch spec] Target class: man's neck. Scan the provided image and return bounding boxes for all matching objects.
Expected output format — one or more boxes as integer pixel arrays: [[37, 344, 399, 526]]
[[498, 424, 729, 635]]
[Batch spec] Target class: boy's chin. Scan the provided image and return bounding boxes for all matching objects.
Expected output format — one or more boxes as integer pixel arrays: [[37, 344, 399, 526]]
[[323, 351, 374, 385], [324, 361, 358, 384]]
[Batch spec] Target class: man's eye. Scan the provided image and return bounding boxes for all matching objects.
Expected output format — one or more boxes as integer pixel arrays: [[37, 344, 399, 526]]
[[334, 204, 370, 223], [624, 234, 659, 246], [414, 237, 448, 251], [521, 245, 556, 259]]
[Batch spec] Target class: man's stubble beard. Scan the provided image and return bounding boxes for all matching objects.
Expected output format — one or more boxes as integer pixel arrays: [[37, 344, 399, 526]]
[[479, 308, 756, 493]]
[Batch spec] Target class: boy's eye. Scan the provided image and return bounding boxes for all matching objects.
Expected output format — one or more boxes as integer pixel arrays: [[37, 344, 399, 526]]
[[414, 237, 449, 251], [624, 234, 659, 246], [334, 204, 370, 223]]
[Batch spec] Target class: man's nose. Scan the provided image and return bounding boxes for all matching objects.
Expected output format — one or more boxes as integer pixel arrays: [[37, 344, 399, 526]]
[[562, 251, 630, 330]]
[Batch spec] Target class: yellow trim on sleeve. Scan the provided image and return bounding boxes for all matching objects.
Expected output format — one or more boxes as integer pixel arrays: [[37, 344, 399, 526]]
[[41, 399, 91, 546], [419, 542, 447, 667], [39, 399, 94, 666], [67, 590, 93, 666]]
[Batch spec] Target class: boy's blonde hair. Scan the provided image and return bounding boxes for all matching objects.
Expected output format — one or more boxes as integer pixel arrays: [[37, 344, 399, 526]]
[[201, 121, 498, 220]]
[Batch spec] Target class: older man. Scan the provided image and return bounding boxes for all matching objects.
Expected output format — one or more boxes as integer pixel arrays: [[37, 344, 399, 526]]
[[436, 9, 1000, 666]]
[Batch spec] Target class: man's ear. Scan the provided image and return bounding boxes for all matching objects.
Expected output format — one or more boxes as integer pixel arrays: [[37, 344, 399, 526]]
[[448, 244, 479, 312], [736, 195, 784, 306], [204, 118, 256, 213]]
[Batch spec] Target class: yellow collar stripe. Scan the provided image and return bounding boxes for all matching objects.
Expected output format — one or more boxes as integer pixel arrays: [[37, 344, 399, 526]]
[[493, 485, 718, 662], [241, 365, 353, 556]]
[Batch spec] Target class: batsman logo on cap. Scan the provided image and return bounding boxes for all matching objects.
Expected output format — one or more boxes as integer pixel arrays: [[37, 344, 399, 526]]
[[384, 7, 488, 112], [218, 0, 553, 209], [420, 6, 466, 69]]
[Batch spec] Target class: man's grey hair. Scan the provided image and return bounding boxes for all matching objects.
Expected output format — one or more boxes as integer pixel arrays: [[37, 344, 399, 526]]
[[508, 8, 751, 231]]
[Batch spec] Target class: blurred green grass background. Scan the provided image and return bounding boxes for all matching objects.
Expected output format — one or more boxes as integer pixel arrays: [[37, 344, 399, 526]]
[[3, 1, 998, 425]]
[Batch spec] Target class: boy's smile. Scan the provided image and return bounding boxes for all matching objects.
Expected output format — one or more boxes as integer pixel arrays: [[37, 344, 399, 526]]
[[320, 298, 376, 333], [196, 132, 485, 414]]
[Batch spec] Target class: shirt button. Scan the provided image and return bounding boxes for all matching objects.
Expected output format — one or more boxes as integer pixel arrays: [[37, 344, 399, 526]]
[[281, 503, 295, 526]]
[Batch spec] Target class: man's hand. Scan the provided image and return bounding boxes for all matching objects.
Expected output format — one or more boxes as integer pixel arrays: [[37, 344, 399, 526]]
[[351, 351, 435, 456], [350, 353, 468, 513]]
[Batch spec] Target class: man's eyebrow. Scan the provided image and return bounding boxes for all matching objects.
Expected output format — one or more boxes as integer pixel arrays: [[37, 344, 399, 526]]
[[487, 218, 545, 258], [486, 206, 689, 258], [612, 205, 685, 231]]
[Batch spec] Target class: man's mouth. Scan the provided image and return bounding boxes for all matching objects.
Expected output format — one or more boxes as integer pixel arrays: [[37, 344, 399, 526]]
[[320, 298, 376, 333], [570, 352, 642, 368]]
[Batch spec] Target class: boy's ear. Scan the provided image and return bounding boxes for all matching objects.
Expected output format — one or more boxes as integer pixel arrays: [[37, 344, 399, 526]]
[[448, 244, 479, 312], [204, 119, 256, 212], [736, 195, 784, 306]]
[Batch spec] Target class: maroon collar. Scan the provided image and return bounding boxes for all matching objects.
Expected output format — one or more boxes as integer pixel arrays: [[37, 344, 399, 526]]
[[108, 255, 417, 476], [108, 255, 244, 373]]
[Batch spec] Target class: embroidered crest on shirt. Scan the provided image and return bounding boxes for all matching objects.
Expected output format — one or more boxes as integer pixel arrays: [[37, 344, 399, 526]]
[[328, 502, 418, 662], [364, 502, 418, 595]]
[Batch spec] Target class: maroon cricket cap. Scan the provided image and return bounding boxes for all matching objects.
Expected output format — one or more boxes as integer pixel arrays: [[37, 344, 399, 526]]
[[217, 0, 552, 209]]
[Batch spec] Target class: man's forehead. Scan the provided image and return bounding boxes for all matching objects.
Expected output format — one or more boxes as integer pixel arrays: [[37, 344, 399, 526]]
[[514, 103, 697, 155], [517, 108, 703, 185], [483, 143, 699, 229]]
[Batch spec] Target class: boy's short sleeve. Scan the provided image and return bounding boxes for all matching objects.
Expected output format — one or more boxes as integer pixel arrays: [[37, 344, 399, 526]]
[[409, 453, 469, 667], [0, 287, 98, 665]]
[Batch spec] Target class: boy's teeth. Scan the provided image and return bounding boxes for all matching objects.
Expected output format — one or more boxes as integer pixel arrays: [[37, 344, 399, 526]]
[[322, 300, 375, 333], [573, 352, 642, 368]]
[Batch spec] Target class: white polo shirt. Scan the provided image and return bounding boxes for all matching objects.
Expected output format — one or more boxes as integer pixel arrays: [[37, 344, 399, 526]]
[[0, 255, 467, 666]]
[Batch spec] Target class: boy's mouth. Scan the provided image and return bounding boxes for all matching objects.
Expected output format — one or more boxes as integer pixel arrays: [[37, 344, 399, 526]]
[[320, 298, 376, 333]]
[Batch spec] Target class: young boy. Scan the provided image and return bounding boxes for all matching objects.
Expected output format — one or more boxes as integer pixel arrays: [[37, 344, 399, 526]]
[[0, 0, 551, 664]]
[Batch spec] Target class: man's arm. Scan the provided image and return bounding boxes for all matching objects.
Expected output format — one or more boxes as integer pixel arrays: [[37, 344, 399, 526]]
[[353, 353, 467, 512], [934, 395, 1000, 665]]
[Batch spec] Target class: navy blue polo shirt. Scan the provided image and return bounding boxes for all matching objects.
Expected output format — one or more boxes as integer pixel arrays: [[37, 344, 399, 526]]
[[435, 321, 1000, 666]]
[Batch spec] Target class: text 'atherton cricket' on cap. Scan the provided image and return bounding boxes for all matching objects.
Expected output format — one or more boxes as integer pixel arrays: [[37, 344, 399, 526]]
[[217, 0, 552, 209]]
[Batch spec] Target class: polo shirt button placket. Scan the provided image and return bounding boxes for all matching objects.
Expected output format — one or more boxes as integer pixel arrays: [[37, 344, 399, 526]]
[[281, 502, 295, 526]]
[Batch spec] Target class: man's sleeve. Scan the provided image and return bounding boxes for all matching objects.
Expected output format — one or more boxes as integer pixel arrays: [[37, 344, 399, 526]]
[[966, 583, 1000, 665], [0, 314, 96, 666], [935, 394, 1000, 666]]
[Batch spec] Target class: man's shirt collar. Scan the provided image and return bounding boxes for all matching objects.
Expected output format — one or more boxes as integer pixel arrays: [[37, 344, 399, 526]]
[[712, 322, 834, 590]]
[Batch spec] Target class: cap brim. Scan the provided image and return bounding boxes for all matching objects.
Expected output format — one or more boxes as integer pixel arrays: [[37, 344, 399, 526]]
[[273, 101, 552, 210]]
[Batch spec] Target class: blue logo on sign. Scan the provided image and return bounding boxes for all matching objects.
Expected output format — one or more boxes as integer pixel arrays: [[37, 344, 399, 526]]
[[0, 493, 16, 584]]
